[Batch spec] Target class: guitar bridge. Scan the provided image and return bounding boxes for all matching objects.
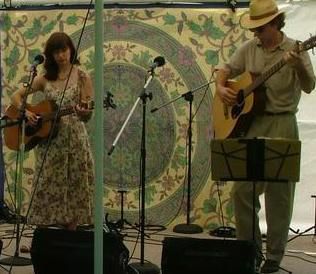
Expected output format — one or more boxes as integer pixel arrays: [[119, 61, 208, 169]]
[[224, 105, 229, 119]]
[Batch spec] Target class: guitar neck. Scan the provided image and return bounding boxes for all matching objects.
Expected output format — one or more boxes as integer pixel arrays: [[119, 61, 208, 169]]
[[43, 106, 75, 122], [243, 41, 311, 98], [244, 58, 286, 97]]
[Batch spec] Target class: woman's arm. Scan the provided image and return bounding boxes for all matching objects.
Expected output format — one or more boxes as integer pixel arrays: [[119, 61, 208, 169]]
[[76, 70, 94, 122], [10, 75, 46, 124]]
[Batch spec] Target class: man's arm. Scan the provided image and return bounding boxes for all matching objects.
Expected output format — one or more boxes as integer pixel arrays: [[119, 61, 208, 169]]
[[284, 50, 315, 93], [215, 66, 238, 106]]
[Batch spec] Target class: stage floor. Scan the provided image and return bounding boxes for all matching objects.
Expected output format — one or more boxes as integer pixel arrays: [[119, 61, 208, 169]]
[[0, 223, 315, 274]]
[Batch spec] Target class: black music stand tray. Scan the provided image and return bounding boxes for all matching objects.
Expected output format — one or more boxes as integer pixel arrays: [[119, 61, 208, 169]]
[[211, 138, 301, 183], [211, 138, 301, 274]]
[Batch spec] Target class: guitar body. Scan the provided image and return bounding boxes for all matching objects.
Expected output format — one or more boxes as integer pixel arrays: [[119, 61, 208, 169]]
[[212, 35, 316, 139], [3, 100, 59, 151], [212, 71, 266, 139]]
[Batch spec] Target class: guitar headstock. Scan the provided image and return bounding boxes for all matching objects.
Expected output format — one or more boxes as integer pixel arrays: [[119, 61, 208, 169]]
[[79, 100, 94, 110], [104, 92, 117, 110], [301, 35, 316, 53]]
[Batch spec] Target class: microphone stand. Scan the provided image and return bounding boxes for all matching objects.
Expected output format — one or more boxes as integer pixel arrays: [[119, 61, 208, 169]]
[[108, 70, 160, 274], [0, 67, 37, 267], [151, 81, 211, 234]]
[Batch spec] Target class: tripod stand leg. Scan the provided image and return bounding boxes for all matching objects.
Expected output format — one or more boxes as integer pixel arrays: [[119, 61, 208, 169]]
[[289, 227, 300, 234], [0, 224, 32, 266], [287, 226, 315, 243]]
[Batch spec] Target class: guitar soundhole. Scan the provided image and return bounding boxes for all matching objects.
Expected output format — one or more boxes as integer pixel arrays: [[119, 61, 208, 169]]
[[231, 103, 244, 119], [236, 90, 244, 106], [231, 90, 245, 119]]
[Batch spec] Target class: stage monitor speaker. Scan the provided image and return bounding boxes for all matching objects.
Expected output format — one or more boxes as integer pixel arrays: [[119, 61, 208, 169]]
[[161, 237, 255, 274], [30, 227, 129, 274]]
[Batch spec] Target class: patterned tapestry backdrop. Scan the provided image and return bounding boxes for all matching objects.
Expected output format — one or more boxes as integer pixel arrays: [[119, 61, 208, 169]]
[[0, 7, 251, 230]]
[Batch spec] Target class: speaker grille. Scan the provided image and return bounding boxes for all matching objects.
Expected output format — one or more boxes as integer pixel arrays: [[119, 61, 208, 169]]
[[161, 237, 255, 274]]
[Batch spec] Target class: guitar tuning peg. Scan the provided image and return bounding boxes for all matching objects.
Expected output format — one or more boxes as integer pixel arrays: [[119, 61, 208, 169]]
[[103, 91, 117, 110]]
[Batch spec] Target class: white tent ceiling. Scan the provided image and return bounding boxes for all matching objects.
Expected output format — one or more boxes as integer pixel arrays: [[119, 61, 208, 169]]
[[2, 0, 248, 4], [1, 0, 250, 7]]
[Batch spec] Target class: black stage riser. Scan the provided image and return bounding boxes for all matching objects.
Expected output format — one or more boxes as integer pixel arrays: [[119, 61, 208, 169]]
[[31, 228, 129, 274], [161, 237, 255, 274]]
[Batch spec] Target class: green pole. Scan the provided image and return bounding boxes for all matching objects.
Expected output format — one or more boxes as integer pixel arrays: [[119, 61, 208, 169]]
[[94, 0, 104, 273]]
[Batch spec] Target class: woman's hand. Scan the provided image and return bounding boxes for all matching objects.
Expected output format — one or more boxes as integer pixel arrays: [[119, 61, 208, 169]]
[[25, 109, 39, 126], [75, 103, 93, 121]]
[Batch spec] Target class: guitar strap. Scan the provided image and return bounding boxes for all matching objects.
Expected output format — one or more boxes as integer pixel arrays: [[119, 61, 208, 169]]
[[78, 68, 86, 104]]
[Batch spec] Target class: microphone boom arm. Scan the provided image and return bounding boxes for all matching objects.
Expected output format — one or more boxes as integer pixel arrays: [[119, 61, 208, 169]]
[[151, 81, 211, 113], [107, 74, 154, 155]]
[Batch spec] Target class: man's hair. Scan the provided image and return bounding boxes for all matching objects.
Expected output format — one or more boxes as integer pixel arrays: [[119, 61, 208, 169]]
[[270, 13, 286, 30]]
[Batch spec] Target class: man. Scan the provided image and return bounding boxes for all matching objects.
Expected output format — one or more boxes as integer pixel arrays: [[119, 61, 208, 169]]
[[215, 0, 315, 273]]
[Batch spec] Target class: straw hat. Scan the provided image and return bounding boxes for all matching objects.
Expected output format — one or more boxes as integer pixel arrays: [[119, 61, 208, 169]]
[[241, 0, 284, 29]]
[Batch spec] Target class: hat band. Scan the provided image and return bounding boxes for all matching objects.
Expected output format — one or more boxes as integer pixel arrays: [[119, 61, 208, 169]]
[[250, 8, 279, 20]]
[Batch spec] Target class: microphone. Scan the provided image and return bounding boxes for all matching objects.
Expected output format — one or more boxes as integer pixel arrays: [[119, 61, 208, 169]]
[[149, 56, 165, 70], [31, 54, 45, 68], [227, 0, 237, 12]]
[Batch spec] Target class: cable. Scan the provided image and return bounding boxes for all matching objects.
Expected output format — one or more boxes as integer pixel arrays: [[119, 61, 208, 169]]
[[152, 130, 188, 230], [284, 254, 316, 265]]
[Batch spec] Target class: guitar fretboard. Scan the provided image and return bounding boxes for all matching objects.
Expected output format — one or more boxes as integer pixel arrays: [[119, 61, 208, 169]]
[[242, 35, 315, 97], [244, 58, 286, 97], [42, 107, 74, 122]]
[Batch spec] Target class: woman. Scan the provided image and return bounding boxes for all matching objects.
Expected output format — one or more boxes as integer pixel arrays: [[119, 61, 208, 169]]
[[11, 32, 94, 231]]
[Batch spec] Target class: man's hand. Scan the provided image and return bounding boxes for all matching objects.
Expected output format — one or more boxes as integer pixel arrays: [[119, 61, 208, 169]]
[[284, 50, 303, 68], [216, 84, 237, 106]]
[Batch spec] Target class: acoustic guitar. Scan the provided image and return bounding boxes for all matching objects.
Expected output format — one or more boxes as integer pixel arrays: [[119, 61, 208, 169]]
[[3, 93, 116, 151], [212, 35, 316, 139]]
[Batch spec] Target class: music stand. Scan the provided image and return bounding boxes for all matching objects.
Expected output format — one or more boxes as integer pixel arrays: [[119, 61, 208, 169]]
[[211, 137, 301, 273], [211, 138, 301, 183], [287, 194, 316, 242]]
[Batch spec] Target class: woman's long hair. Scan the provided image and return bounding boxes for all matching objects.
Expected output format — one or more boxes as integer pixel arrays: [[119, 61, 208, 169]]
[[43, 32, 80, 81]]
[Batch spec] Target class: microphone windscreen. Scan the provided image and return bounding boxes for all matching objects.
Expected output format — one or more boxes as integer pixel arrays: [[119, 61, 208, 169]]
[[153, 56, 165, 67], [34, 54, 45, 65]]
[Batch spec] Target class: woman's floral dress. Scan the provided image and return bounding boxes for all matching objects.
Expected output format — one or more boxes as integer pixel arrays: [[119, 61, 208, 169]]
[[28, 68, 94, 225]]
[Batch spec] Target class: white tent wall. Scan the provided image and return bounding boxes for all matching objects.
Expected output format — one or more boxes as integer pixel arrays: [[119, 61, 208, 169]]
[[0, 0, 315, 233]]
